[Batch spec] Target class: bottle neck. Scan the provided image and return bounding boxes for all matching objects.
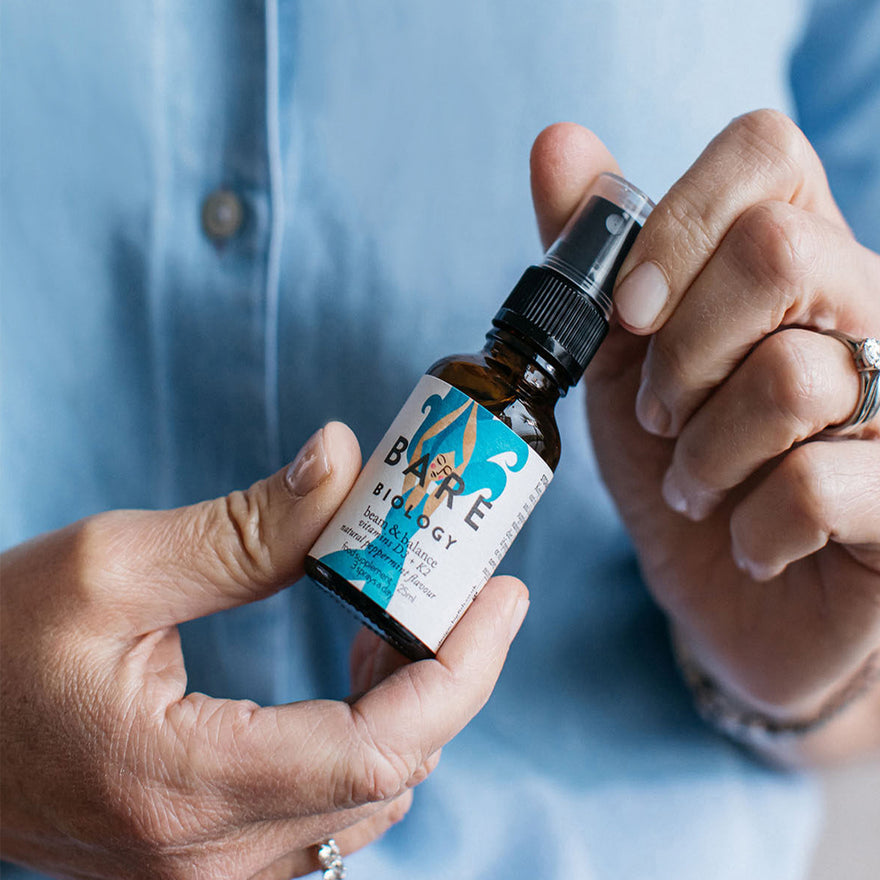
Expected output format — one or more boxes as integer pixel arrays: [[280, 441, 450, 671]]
[[482, 327, 570, 402]]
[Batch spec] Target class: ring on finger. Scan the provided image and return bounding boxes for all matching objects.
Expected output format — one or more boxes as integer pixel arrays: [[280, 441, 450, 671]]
[[822, 331, 880, 433], [316, 838, 347, 879]]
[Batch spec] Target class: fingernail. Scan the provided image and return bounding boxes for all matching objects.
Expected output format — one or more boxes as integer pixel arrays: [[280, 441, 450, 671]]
[[615, 262, 668, 331], [661, 469, 690, 516], [636, 382, 671, 435], [508, 595, 529, 642], [286, 428, 330, 497]]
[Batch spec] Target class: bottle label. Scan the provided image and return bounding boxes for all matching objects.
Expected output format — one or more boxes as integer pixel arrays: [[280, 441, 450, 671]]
[[309, 374, 553, 651]]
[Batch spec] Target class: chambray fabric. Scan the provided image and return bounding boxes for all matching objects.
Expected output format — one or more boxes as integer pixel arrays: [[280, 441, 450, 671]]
[[3, 1, 879, 877]]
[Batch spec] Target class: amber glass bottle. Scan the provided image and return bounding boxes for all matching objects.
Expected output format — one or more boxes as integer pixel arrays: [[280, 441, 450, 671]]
[[306, 174, 653, 660]]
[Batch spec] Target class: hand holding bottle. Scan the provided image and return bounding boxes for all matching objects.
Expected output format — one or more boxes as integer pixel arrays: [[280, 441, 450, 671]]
[[0, 423, 528, 878], [531, 114, 880, 765]]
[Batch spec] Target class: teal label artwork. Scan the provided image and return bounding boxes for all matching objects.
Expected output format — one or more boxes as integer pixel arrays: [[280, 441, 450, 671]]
[[308, 375, 552, 651]]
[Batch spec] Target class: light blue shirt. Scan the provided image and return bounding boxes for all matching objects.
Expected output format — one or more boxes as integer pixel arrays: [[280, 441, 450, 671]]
[[3, 2, 879, 877]]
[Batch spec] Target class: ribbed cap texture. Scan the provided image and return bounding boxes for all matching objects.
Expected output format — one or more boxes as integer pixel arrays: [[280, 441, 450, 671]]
[[493, 266, 607, 386]]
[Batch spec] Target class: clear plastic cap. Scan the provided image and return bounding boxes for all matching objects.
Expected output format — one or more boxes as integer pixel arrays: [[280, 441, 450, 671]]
[[541, 173, 654, 318]]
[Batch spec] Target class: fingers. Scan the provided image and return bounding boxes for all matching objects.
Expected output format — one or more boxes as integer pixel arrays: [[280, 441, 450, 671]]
[[347, 628, 445, 778], [349, 627, 384, 695], [349, 627, 411, 696], [530, 123, 621, 249], [102, 422, 362, 628], [166, 575, 527, 821], [660, 329, 864, 521], [334, 574, 526, 805], [634, 206, 880, 436], [614, 109, 848, 336], [729, 440, 880, 581], [247, 791, 414, 880]]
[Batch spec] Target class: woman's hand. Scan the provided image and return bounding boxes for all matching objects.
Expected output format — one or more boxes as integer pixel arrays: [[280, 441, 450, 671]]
[[0, 422, 528, 878], [531, 112, 880, 765]]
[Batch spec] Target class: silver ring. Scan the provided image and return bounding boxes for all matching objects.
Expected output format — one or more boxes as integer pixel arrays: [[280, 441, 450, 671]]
[[823, 331, 880, 433], [316, 838, 346, 879]]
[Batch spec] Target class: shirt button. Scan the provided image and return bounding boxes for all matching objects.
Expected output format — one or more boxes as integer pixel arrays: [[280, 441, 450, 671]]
[[201, 189, 244, 241]]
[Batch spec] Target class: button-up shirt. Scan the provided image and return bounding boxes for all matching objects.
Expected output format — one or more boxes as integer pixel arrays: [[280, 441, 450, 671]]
[[3, 2, 879, 877]]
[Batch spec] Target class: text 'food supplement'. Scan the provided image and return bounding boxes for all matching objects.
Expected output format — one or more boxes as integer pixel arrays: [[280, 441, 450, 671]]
[[306, 174, 653, 659]]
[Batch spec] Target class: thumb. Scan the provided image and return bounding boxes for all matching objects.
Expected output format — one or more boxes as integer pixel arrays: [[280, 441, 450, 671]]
[[529, 123, 647, 387], [530, 122, 621, 249], [121, 421, 361, 627]]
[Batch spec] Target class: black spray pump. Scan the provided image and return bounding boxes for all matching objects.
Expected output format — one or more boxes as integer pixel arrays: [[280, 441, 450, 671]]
[[306, 173, 654, 660], [495, 173, 652, 386]]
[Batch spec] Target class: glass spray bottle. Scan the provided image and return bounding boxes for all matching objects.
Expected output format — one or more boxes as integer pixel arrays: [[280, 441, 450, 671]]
[[306, 173, 653, 660]]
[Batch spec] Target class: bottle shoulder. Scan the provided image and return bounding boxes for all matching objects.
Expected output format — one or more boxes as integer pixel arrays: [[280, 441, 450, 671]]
[[426, 352, 561, 470]]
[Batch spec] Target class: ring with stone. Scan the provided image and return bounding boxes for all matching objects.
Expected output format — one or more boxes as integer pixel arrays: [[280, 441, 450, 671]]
[[822, 331, 880, 433], [316, 838, 346, 879]]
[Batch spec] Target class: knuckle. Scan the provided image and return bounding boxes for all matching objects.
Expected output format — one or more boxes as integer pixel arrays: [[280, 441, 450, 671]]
[[65, 511, 134, 608], [103, 778, 231, 876], [120, 790, 185, 849], [732, 202, 817, 299], [781, 444, 834, 535], [94, 784, 188, 860], [731, 109, 808, 170], [387, 789, 414, 826], [200, 485, 276, 591], [644, 333, 692, 406], [406, 754, 439, 788], [653, 178, 717, 258], [674, 431, 714, 488], [759, 332, 821, 436], [93, 704, 236, 861], [98, 742, 177, 840], [349, 750, 410, 806], [342, 708, 413, 806]]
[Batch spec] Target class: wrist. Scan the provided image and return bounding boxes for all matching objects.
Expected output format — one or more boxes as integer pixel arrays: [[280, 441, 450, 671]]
[[670, 628, 880, 765]]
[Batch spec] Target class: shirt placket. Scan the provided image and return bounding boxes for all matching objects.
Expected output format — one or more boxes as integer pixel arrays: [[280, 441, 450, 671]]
[[149, 0, 280, 505]]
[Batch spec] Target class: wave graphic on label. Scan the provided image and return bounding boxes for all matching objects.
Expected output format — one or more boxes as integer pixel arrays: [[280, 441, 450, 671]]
[[318, 382, 529, 609]]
